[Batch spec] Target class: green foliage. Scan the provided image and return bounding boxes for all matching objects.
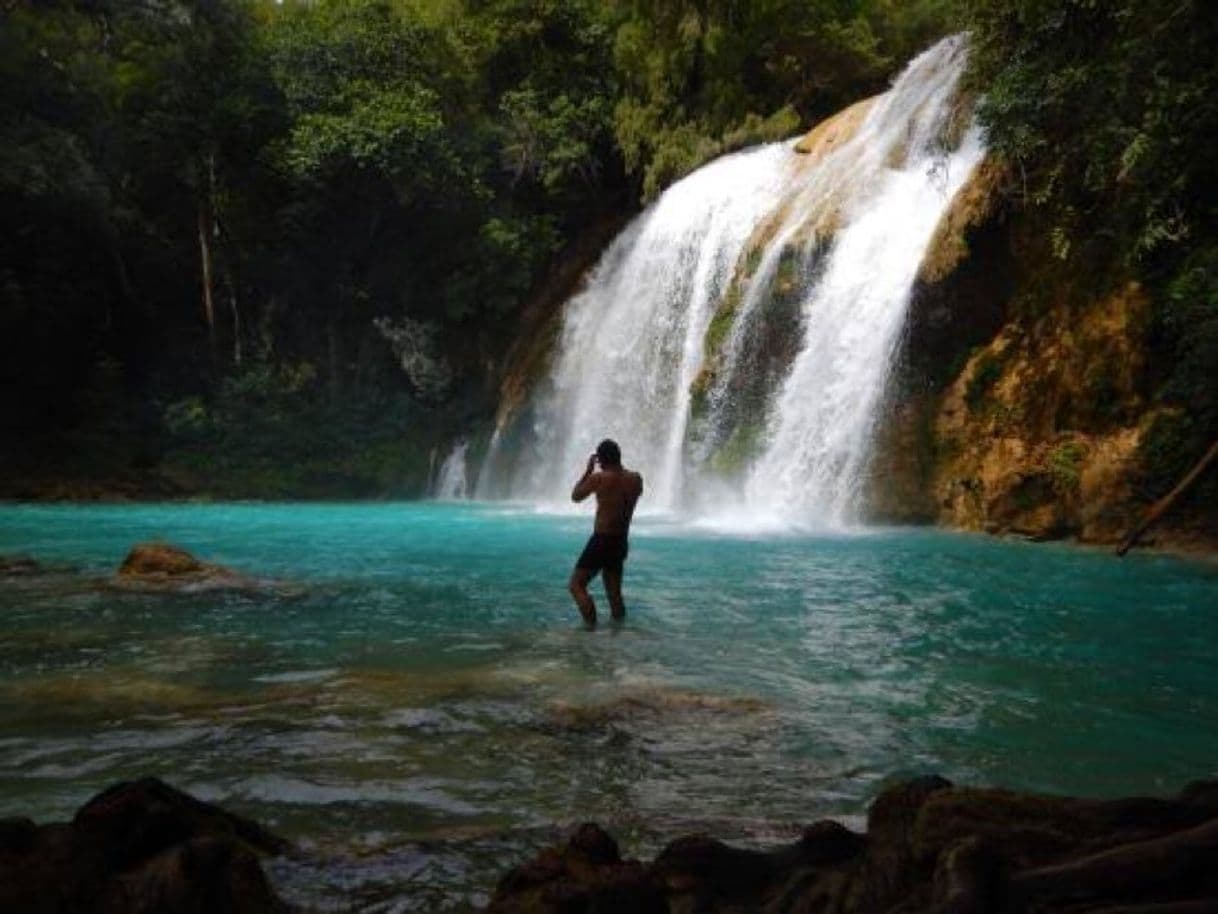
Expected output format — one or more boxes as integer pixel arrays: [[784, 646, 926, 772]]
[[499, 86, 613, 196], [721, 106, 802, 154], [1158, 247, 1218, 435], [1134, 410, 1217, 505], [163, 398, 213, 442], [710, 422, 763, 475], [284, 88, 447, 180], [267, 1, 453, 185], [967, 0, 1218, 264], [161, 357, 445, 496], [1047, 439, 1086, 494], [703, 284, 743, 363], [607, 0, 962, 199]]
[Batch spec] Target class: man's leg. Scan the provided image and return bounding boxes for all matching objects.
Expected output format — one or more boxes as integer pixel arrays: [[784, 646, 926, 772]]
[[568, 567, 598, 627], [602, 568, 626, 622]]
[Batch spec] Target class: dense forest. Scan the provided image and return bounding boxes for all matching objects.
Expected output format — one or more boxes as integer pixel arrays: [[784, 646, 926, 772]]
[[2, 0, 1215, 505]]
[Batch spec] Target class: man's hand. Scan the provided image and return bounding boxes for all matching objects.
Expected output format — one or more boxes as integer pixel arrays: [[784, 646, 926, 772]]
[[572, 454, 599, 502]]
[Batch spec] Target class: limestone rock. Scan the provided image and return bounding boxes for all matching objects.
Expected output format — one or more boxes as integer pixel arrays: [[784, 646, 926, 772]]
[[793, 97, 877, 164], [927, 283, 1152, 542], [114, 542, 256, 591], [917, 157, 1011, 285]]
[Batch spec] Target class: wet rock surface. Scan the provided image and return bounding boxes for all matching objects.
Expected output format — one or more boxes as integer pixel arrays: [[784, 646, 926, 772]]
[[116, 542, 244, 585], [0, 777, 293, 914], [0, 554, 44, 577], [112, 542, 269, 592], [488, 776, 1218, 913]]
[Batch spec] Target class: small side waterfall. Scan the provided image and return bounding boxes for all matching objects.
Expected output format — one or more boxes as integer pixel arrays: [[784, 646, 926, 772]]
[[482, 36, 983, 527], [434, 441, 470, 500]]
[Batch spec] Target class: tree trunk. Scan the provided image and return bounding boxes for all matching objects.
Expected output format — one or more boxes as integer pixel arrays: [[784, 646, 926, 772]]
[[225, 267, 242, 366], [1116, 438, 1218, 556], [198, 209, 215, 347], [197, 151, 218, 352]]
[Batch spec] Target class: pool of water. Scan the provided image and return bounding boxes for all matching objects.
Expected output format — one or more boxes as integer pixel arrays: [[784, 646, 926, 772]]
[[1, 501, 1216, 911]]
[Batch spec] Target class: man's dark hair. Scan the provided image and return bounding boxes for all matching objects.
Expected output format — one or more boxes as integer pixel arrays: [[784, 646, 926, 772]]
[[596, 439, 621, 467]]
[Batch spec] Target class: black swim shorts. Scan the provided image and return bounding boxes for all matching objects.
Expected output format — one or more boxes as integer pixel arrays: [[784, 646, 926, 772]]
[[575, 533, 629, 575]]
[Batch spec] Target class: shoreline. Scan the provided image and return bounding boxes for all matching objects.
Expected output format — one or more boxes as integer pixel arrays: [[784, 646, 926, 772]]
[[2, 493, 1215, 560]]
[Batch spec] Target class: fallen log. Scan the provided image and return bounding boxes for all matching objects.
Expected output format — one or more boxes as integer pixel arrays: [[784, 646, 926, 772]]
[[1116, 439, 1218, 556]]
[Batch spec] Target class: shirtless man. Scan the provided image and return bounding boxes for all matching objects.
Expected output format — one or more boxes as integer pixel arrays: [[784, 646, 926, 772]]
[[569, 439, 644, 627]]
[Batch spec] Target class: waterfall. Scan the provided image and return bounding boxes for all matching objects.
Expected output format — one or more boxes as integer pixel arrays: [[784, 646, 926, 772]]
[[483, 36, 983, 526], [740, 36, 984, 525], [434, 441, 469, 500], [497, 142, 799, 506]]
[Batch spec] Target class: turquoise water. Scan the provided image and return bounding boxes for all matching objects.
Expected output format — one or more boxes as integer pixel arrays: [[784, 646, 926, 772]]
[[2, 502, 1217, 911]]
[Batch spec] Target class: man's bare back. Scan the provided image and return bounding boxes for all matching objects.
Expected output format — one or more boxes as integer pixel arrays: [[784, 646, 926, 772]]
[[568, 439, 643, 627], [574, 465, 643, 534]]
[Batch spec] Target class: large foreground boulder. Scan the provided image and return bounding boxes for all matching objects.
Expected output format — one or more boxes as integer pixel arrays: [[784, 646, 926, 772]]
[[0, 778, 293, 914], [488, 776, 1218, 913]]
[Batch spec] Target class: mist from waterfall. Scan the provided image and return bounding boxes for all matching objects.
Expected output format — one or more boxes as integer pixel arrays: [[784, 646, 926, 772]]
[[480, 36, 983, 528]]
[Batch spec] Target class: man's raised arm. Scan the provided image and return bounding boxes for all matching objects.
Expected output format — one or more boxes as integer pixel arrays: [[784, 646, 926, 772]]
[[571, 454, 599, 502]]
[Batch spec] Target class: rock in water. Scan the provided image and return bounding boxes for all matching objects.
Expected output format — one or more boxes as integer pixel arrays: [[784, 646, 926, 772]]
[[114, 542, 255, 592], [0, 777, 293, 914], [118, 543, 209, 577]]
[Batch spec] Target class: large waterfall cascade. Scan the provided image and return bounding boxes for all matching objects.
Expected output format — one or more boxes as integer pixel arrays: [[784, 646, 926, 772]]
[[478, 36, 984, 527]]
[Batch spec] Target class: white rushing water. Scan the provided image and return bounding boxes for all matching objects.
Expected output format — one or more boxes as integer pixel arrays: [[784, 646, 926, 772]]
[[482, 36, 983, 527], [494, 142, 799, 507], [434, 440, 469, 500]]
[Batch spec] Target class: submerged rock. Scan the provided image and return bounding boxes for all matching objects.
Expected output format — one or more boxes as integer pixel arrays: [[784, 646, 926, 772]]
[[0, 777, 293, 914], [0, 554, 43, 576], [488, 776, 1218, 913], [542, 686, 771, 732]]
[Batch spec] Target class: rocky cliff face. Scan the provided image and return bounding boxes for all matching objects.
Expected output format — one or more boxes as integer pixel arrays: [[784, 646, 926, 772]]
[[868, 156, 1215, 548], [489, 89, 1215, 548]]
